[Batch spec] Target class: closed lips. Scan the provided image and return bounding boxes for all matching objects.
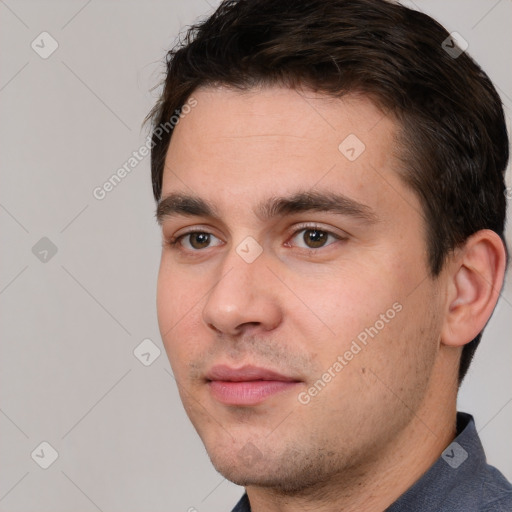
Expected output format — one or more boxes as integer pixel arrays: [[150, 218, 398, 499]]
[[205, 364, 300, 382], [206, 365, 301, 405]]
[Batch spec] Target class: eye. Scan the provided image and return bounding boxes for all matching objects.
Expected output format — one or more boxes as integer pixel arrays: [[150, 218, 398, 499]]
[[288, 227, 341, 249], [174, 231, 223, 251]]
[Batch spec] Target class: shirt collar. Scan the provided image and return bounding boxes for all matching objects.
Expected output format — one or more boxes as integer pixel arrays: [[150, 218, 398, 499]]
[[386, 412, 485, 511]]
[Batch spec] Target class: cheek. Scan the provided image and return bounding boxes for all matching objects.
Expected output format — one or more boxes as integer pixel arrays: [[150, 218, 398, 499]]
[[157, 257, 202, 325], [283, 253, 417, 377], [156, 265, 177, 336], [156, 264, 203, 367], [291, 264, 401, 334]]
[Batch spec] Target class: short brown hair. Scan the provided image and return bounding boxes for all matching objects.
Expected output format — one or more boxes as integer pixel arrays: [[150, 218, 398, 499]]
[[146, 0, 509, 383]]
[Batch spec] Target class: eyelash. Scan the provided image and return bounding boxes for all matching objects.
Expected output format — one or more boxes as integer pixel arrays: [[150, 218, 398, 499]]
[[165, 224, 345, 252]]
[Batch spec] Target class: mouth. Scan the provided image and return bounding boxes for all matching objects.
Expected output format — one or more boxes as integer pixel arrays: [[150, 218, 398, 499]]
[[205, 364, 302, 406]]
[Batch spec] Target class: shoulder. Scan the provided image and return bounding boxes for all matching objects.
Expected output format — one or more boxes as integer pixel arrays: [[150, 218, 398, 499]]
[[480, 464, 512, 512]]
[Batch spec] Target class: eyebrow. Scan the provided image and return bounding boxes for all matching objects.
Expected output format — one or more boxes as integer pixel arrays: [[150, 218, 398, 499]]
[[155, 191, 377, 225]]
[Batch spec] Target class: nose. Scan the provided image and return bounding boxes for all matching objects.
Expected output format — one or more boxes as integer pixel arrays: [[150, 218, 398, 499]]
[[202, 248, 283, 336]]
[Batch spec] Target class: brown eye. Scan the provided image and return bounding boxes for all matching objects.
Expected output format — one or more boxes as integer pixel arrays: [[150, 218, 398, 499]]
[[188, 232, 211, 249], [176, 231, 224, 251], [288, 227, 341, 250], [303, 229, 328, 248]]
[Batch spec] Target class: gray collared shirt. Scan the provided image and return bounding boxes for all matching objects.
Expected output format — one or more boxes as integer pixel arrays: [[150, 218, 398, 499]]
[[231, 412, 512, 511]]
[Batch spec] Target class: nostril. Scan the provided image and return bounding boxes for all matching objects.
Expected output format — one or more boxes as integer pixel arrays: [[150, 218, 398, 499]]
[[207, 322, 223, 334]]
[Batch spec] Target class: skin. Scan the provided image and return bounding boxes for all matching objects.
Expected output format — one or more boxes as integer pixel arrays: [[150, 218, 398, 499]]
[[156, 86, 506, 511]]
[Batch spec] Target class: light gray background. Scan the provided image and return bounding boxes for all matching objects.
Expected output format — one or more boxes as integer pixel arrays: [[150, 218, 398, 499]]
[[0, 1, 510, 511]]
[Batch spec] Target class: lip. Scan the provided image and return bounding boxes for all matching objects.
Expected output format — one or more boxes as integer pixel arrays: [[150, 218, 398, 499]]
[[206, 364, 298, 382], [206, 365, 301, 406]]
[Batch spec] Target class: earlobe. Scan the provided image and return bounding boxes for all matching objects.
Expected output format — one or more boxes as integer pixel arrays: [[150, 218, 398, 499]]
[[441, 230, 506, 348]]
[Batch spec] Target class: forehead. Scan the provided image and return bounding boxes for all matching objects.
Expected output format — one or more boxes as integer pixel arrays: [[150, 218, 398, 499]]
[[168, 85, 396, 156], [161, 85, 417, 222]]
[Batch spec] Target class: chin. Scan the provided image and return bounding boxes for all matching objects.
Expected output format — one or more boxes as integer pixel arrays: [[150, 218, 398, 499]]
[[210, 459, 288, 490], [206, 443, 268, 484], [206, 442, 337, 495]]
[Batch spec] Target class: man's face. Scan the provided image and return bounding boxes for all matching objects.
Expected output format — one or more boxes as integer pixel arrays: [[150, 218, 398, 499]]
[[156, 86, 444, 490]]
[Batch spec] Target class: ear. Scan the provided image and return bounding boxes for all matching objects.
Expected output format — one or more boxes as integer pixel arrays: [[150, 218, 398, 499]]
[[441, 229, 507, 348]]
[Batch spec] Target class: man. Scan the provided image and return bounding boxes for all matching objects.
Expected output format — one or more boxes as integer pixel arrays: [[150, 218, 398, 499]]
[[147, 0, 511, 510]]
